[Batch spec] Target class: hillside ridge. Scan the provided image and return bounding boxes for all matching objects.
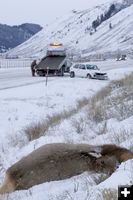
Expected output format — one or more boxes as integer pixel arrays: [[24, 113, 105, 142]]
[[0, 23, 42, 53]]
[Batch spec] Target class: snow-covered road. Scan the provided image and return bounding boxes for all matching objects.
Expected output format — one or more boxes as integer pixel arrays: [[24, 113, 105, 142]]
[[0, 68, 47, 90], [0, 59, 133, 90]]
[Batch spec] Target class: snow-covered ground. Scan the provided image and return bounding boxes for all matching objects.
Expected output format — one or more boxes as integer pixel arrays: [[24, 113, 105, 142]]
[[0, 59, 133, 200]]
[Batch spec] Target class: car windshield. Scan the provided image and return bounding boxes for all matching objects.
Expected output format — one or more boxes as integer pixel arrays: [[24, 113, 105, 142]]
[[86, 64, 99, 70]]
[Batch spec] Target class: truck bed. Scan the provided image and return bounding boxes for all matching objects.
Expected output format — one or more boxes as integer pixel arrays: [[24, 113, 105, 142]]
[[37, 55, 66, 70]]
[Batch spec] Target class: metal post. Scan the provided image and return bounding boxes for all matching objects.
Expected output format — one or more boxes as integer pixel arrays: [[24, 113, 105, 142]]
[[45, 67, 49, 86]]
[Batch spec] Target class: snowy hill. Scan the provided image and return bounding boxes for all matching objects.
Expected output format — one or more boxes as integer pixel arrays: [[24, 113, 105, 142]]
[[7, 0, 133, 58]]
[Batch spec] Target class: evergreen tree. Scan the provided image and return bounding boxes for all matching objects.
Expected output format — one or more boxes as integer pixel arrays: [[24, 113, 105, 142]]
[[91, 3, 117, 33], [100, 14, 104, 23]]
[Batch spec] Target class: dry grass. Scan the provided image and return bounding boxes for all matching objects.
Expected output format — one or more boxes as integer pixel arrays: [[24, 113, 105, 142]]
[[110, 128, 133, 145], [96, 121, 108, 135], [77, 97, 89, 109], [25, 108, 79, 141], [71, 117, 86, 134], [88, 100, 108, 123], [102, 188, 118, 200], [25, 73, 133, 141], [25, 97, 95, 141], [113, 73, 133, 89], [8, 133, 28, 148], [91, 173, 108, 185], [24, 121, 49, 141], [87, 74, 133, 123]]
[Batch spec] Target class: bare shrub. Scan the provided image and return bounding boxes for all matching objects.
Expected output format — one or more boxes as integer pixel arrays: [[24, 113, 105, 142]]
[[106, 88, 133, 121], [110, 128, 133, 145], [71, 117, 86, 134], [25, 73, 133, 141], [25, 96, 95, 141], [96, 121, 108, 135], [86, 73, 133, 123], [88, 100, 108, 123], [111, 73, 133, 90], [91, 173, 108, 184], [8, 132, 28, 148], [73, 182, 79, 193], [77, 97, 88, 109], [46, 108, 77, 126], [53, 191, 73, 200], [85, 84, 113, 123], [102, 188, 118, 200], [24, 120, 49, 141], [25, 108, 78, 141], [92, 85, 112, 102]]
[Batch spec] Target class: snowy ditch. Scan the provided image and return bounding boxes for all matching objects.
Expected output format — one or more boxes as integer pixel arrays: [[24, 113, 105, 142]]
[[0, 66, 133, 200]]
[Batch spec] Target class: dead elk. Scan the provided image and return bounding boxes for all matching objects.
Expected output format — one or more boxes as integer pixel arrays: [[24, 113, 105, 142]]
[[100, 144, 133, 163], [0, 143, 132, 194], [0, 143, 101, 194]]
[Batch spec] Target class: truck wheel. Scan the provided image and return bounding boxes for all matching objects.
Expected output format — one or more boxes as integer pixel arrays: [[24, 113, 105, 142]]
[[87, 74, 91, 79], [70, 72, 75, 78]]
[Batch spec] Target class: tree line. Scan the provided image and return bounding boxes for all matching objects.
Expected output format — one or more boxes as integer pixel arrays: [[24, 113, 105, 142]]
[[92, 4, 117, 32]]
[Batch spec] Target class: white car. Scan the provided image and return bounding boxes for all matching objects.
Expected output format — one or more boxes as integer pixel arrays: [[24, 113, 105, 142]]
[[70, 63, 108, 80]]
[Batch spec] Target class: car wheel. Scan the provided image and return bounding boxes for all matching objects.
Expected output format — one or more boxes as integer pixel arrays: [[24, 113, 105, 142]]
[[70, 71, 75, 78], [87, 74, 91, 79]]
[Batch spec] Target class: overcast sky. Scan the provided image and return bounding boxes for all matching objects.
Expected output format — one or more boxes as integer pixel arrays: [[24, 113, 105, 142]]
[[0, 0, 111, 27]]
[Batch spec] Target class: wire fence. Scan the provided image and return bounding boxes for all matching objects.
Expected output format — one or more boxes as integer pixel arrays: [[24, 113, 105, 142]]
[[0, 58, 33, 68]]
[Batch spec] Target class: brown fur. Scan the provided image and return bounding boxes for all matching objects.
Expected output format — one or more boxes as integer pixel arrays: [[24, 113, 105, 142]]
[[0, 143, 132, 194], [0, 172, 16, 194], [100, 144, 133, 163], [0, 143, 102, 194], [96, 155, 119, 174]]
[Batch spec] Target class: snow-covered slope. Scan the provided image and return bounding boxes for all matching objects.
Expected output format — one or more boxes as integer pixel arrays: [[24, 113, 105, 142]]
[[0, 61, 133, 200], [7, 0, 133, 58]]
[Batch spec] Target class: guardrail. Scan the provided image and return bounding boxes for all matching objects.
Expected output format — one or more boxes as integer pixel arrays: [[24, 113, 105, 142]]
[[0, 58, 33, 68]]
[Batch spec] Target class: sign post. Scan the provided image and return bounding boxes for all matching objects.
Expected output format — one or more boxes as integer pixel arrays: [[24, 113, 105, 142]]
[[45, 67, 49, 86]]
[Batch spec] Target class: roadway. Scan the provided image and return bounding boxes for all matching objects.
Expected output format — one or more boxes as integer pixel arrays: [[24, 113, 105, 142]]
[[0, 59, 133, 90]]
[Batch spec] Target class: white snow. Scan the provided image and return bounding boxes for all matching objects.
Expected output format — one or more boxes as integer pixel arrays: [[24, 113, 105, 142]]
[[0, 0, 133, 199], [0, 58, 133, 200]]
